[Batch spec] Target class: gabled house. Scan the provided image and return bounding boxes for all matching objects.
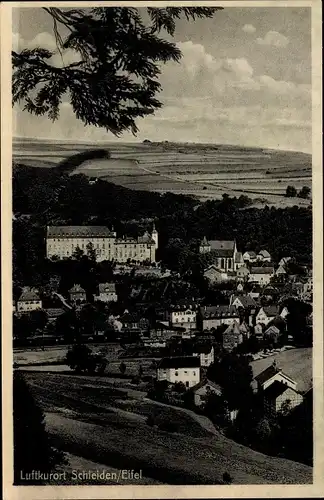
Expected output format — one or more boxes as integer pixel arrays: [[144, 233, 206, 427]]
[[254, 322, 265, 340], [68, 284, 86, 304], [243, 251, 257, 263], [252, 360, 297, 393], [264, 325, 280, 343], [263, 381, 303, 417], [236, 264, 250, 281], [222, 320, 243, 352], [255, 306, 278, 326], [169, 303, 197, 332], [278, 257, 291, 268], [192, 343, 215, 367], [257, 250, 271, 262], [231, 294, 257, 310], [203, 265, 228, 284], [95, 283, 118, 303], [248, 267, 275, 285], [45, 308, 65, 322], [120, 310, 140, 330], [276, 265, 287, 277], [198, 305, 239, 331], [17, 288, 42, 313], [157, 356, 200, 388], [191, 379, 222, 408]]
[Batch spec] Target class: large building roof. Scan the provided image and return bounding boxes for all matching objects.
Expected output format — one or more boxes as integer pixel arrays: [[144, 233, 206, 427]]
[[18, 288, 40, 302], [250, 266, 275, 275], [98, 283, 116, 294], [47, 226, 114, 238], [200, 305, 238, 319], [158, 356, 200, 369], [209, 240, 235, 257]]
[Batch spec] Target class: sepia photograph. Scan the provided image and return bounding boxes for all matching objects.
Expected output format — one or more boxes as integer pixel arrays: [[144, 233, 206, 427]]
[[1, 1, 323, 498]]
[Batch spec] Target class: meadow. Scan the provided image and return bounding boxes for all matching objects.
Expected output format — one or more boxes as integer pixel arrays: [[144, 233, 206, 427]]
[[13, 138, 312, 207]]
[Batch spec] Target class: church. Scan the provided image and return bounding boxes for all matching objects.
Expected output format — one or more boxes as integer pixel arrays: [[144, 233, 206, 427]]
[[46, 224, 158, 263], [199, 237, 243, 272]]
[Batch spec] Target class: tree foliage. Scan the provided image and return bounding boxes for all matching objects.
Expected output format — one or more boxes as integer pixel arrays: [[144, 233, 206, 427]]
[[13, 371, 66, 483], [12, 7, 221, 136]]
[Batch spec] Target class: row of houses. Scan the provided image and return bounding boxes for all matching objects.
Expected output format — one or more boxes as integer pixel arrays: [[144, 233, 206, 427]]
[[156, 356, 310, 419]]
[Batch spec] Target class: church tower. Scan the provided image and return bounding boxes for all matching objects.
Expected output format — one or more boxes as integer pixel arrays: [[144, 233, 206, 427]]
[[152, 222, 158, 249]]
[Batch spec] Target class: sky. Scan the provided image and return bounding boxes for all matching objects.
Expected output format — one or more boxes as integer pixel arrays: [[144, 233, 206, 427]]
[[12, 7, 312, 152]]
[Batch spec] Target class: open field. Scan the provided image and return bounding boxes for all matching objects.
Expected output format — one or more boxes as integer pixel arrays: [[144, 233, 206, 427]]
[[21, 371, 312, 485], [13, 138, 312, 207]]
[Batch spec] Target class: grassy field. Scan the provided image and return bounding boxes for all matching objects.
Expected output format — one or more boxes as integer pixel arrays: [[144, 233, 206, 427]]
[[13, 138, 312, 207], [21, 371, 312, 485]]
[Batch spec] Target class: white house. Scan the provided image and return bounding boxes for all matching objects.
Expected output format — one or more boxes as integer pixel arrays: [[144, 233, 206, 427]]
[[243, 251, 257, 263], [263, 382, 303, 417], [203, 265, 228, 283], [95, 283, 118, 302], [170, 305, 197, 331], [236, 264, 250, 281], [198, 305, 239, 331], [276, 265, 287, 277], [192, 344, 215, 367], [248, 266, 275, 285], [17, 288, 42, 313], [255, 306, 278, 326], [157, 356, 200, 388], [257, 250, 271, 262], [252, 360, 297, 393]]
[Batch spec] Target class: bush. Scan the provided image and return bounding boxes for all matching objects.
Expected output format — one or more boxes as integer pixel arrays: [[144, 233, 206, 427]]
[[222, 472, 233, 484], [146, 415, 155, 427], [158, 421, 178, 433]]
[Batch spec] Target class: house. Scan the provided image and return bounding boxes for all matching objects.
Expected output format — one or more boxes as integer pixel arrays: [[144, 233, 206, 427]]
[[239, 321, 251, 339], [257, 250, 271, 262], [236, 264, 250, 281], [254, 322, 265, 340], [169, 304, 197, 332], [68, 284, 86, 304], [237, 283, 244, 293], [192, 344, 215, 367], [198, 305, 239, 331], [255, 306, 278, 326], [276, 265, 287, 277], [95, 283, 118, 302], [278, 257, 291, 268], [222, 321, 243, 352], [264, 325, 280, 344], [231, 294, 257, 310], [248, 266, 275, 285], [120, 310, 140, 330], [157, 356, 200, 388], [191, 379, 222, 408], [252, 360, 297, 393], [263, 381, 303, 417], [203, 265, 228, 284], [17, 288, 42, 312], [248, 285, 262, 300], [243, 251, 257, 263], [199, 238, 238, 272], [279, 306, 289, 319], [46, 224, 158, 263]]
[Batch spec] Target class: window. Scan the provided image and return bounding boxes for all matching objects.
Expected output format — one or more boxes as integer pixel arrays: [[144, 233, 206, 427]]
[[185, 382, 189, 388], [175, 371, 178, 376], [184, 371, 188, 374], [193, 371, 196, 376]]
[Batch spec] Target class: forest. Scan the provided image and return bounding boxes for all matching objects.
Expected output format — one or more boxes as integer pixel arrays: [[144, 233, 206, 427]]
[[13, 163, 312, 288]]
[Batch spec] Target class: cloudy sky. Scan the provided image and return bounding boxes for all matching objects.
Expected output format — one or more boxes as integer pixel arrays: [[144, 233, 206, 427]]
[[13, 7, 311, 152]]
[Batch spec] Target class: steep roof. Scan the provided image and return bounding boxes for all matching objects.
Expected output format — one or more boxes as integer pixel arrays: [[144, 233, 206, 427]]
[[263, 381, 294, 400], [191, 379, 222, 393], [243, 251, 257, 258], [223, 320, 241, 336], [138, 232, 155, 245], [258, 250, 271, 258], [98, 283, 116, 293], [18, 289, 41, 302], [262, 305, 278, 317], [47, 226, 114, 238], [264, 325, 280, 335], [158, 356, 200, 369], [200, 236, 210, 246], [232, 294, 257, 308], [276, 265, 287, 274], [254, 364, 280, 385], [209, 240, 235, 257], [234, 252, 243, 263], [68, 284, 86, 294], [250, 267, 275, 275]]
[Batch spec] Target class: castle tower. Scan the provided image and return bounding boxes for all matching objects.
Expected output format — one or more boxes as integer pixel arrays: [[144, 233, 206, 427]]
[[152, 222, 158, 249]]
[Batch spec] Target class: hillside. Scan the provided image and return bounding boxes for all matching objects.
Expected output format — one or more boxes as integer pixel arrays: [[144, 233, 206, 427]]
[[13, 138, 312, 207]]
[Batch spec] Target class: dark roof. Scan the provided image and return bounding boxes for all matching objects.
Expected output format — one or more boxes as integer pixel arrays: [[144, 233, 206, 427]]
[[137, 232, 155, 245], [191, 379, 222, 393], [255, 365, 280, 384], [263, 381, 293, 400], [234, 252, 243, 263], [69, 284, 86, 294], [223, 320, 241, 336], [18, 289, 40, 302], [158, 356, 200, 369], [209, 240, 235, 257], [232, 294, 257, 308], [250, 266, 275, 274], [258, 250, 271, 258], [45, 308, 65, 318], [192, 342, 213, 354], [244, 251, 257, 258], [200, 305, 238, 319], [47, 226, 114, 238], [98, 283, 116, 293], [263, 305, 278, 317]]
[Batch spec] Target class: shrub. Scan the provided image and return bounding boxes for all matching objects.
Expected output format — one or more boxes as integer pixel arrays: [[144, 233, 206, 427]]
[[158, 421, 178, 433], [146, 415, 155, 427], [222, 472, 233, 484]]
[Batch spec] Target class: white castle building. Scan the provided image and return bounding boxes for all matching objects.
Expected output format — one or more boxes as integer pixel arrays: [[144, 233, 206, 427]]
[[46, 224, 158, 263]]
